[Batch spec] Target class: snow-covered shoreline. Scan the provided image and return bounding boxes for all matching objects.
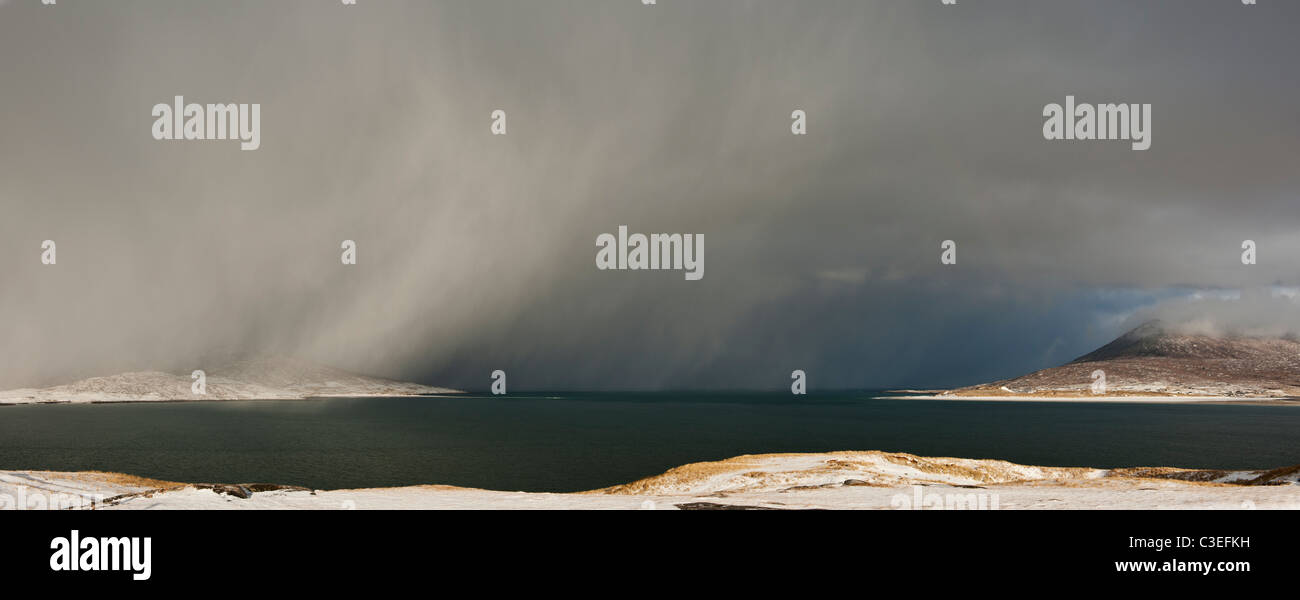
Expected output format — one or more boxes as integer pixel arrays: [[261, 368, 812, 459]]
[[4, 451, 1297, 510], [0, 392, 466, 407], [887, 394, 1300, 404], [0, 358, 461, 405]]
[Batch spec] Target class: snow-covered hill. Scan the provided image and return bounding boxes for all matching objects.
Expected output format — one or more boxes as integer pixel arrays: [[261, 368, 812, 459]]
[[947, 320, 1300, 398], [0, 357, 460, 404], [4, 451, 1296, 510]]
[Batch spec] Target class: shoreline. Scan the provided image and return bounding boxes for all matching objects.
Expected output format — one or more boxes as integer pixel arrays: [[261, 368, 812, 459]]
[[0, 392, 468, 407], [883, 394, 1300, 405], [4, 451, 1297, 510]]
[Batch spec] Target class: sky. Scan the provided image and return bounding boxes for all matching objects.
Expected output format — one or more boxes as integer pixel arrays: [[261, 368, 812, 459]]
[[1, 0, 1298, 391]]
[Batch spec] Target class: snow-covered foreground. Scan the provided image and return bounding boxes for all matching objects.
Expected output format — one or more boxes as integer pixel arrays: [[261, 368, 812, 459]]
[[4, 452, 1298, 510], [892, 394, 1299, 404], [0, 357, 460, 404]]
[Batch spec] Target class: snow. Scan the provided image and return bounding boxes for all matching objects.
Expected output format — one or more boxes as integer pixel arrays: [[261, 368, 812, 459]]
[[1212, 471, 1258, 484], [4, 451, 1296, 510], [891, 394, 1291, 404], [0, 357, 460, 405]]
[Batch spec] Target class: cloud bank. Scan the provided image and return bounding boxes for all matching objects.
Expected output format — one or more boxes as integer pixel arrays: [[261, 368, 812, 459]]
[[1, 1, 1297, 390]]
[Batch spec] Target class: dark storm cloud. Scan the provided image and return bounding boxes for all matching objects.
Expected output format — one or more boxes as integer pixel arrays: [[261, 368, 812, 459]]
[[1, 0, 1297, 390]]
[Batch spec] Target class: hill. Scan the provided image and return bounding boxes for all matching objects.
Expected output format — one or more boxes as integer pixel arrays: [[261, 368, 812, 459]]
[[947, 321, 1300, 398], [0, 357, 460, 404]]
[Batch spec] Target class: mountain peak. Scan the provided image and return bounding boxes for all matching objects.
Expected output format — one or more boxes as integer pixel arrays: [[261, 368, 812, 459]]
[[1071, 320, 1171, 362], [1067, 320, 1268, 363]]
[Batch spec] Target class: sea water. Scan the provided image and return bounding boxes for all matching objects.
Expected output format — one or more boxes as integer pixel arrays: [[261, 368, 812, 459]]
[[0, 392, 1296, 493]]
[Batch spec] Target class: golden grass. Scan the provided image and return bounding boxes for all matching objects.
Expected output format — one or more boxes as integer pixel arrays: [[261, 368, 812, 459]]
[[15, 451, 1296, 500], [583, 450, 1298, 495], [585, 453, 806, 495], [23, 470, 185, 491]]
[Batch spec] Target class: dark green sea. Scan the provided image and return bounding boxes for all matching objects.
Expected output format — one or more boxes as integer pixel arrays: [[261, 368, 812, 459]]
[[1, 392, 1297, 492]]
